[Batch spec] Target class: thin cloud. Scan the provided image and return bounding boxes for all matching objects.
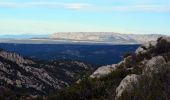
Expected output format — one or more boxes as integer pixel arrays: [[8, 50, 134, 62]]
[[110, 5, 170, 12], [64, 3, 92, 9], [0, 2, 92, 10], [90, 5, 170, 12], [0, 2, 169, 12]]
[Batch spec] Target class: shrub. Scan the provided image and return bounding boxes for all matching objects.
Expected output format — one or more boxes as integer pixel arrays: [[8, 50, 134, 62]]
[[155, 38, 170, 54], [123, 53, 133, 58], [119, 63, 170, 100], [49, 68, 132, 100]]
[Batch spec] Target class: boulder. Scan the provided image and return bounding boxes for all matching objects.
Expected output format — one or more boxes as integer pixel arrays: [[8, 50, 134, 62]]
[[135, 41, 157, 54], [90, 64, 116, 78], [158, 37, 170, 42], [115, 74, 141, 99], [143, 56, 166, 76]]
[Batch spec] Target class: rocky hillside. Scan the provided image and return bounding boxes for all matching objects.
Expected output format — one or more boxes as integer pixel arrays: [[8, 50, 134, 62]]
[[0, 49, 96, 97], [51, 37, 170, 100]]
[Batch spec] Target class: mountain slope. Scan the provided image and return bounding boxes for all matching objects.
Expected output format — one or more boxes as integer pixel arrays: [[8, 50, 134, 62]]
[[0, 49, 96, 96]]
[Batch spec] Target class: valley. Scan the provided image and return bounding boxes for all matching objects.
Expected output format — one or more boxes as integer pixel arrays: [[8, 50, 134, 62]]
[[0, 43, 139, 65]]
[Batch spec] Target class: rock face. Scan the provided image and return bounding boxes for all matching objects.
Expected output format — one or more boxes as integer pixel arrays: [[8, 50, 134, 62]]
[[135, 41, 157, 54], [0, 50, 35, 64], [0, 50, 95, 95], [90, 64, 116, 78], [114, 37, 170, 99], [143, 56, 166, 75], [115, 74, 141, 99]]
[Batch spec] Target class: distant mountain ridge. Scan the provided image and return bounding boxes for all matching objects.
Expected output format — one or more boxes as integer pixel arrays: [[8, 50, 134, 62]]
[[0, 32, 166, 44], [0, 34, 48, 39], [50, 32, 165, 44]]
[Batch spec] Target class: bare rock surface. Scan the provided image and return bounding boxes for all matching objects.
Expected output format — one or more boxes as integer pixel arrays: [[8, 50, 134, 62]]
[[115, 74, 141, 99], [143, 56, 166, 75], [0, 50, 95, 95], [90, 64, 116, 78], [0, 50, 35, 64]]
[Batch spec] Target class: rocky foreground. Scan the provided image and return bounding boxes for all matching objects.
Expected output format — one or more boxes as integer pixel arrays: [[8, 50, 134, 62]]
[[51, 36, 170, 100]]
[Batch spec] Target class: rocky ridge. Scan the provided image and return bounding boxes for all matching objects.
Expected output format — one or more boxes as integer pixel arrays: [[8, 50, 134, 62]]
[[0, 33, 164, 44], [0, 49, 95, 96], [50, 32, 164, 44], [89, 36, 170, 100]]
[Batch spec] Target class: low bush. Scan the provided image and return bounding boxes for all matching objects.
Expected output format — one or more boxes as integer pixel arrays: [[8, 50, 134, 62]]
[[49, 68, 131, 100], [119, 63, 170, 100]]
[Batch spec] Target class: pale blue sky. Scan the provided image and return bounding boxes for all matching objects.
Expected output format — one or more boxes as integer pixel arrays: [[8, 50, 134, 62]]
[[0, 0, 170, 35]]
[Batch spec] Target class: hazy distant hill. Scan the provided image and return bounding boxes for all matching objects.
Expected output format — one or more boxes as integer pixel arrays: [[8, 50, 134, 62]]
[[0, 33, 165, 44], [0, 34, 48, 39], [50, 32, 164, 44]]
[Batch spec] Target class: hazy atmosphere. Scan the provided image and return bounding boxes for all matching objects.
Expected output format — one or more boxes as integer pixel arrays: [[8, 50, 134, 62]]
[[0, 0, 170, 35]]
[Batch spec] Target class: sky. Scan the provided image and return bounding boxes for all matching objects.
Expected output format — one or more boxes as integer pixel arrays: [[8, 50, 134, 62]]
[[0, 0, 170, 35]]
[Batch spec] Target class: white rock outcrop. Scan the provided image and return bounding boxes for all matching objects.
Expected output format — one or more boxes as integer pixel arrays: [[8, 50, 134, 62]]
[[90, 64, 116, 78], [143, 56, 166, 76], [115, 74, 141, 99], [135, 41, 157, 54], [0, 51, 35, 64], [159, 37, 170, 42]]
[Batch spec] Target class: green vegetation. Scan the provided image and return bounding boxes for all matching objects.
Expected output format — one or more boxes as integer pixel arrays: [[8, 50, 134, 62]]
[[123, 52, 133, 58], [0, 90, 44, 100], [0, 90, 18, 100], [48, 48, 151, 100], [119, 63, 170, 100], [49, 67, 132, 100], [155, 37, 170, 54]]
